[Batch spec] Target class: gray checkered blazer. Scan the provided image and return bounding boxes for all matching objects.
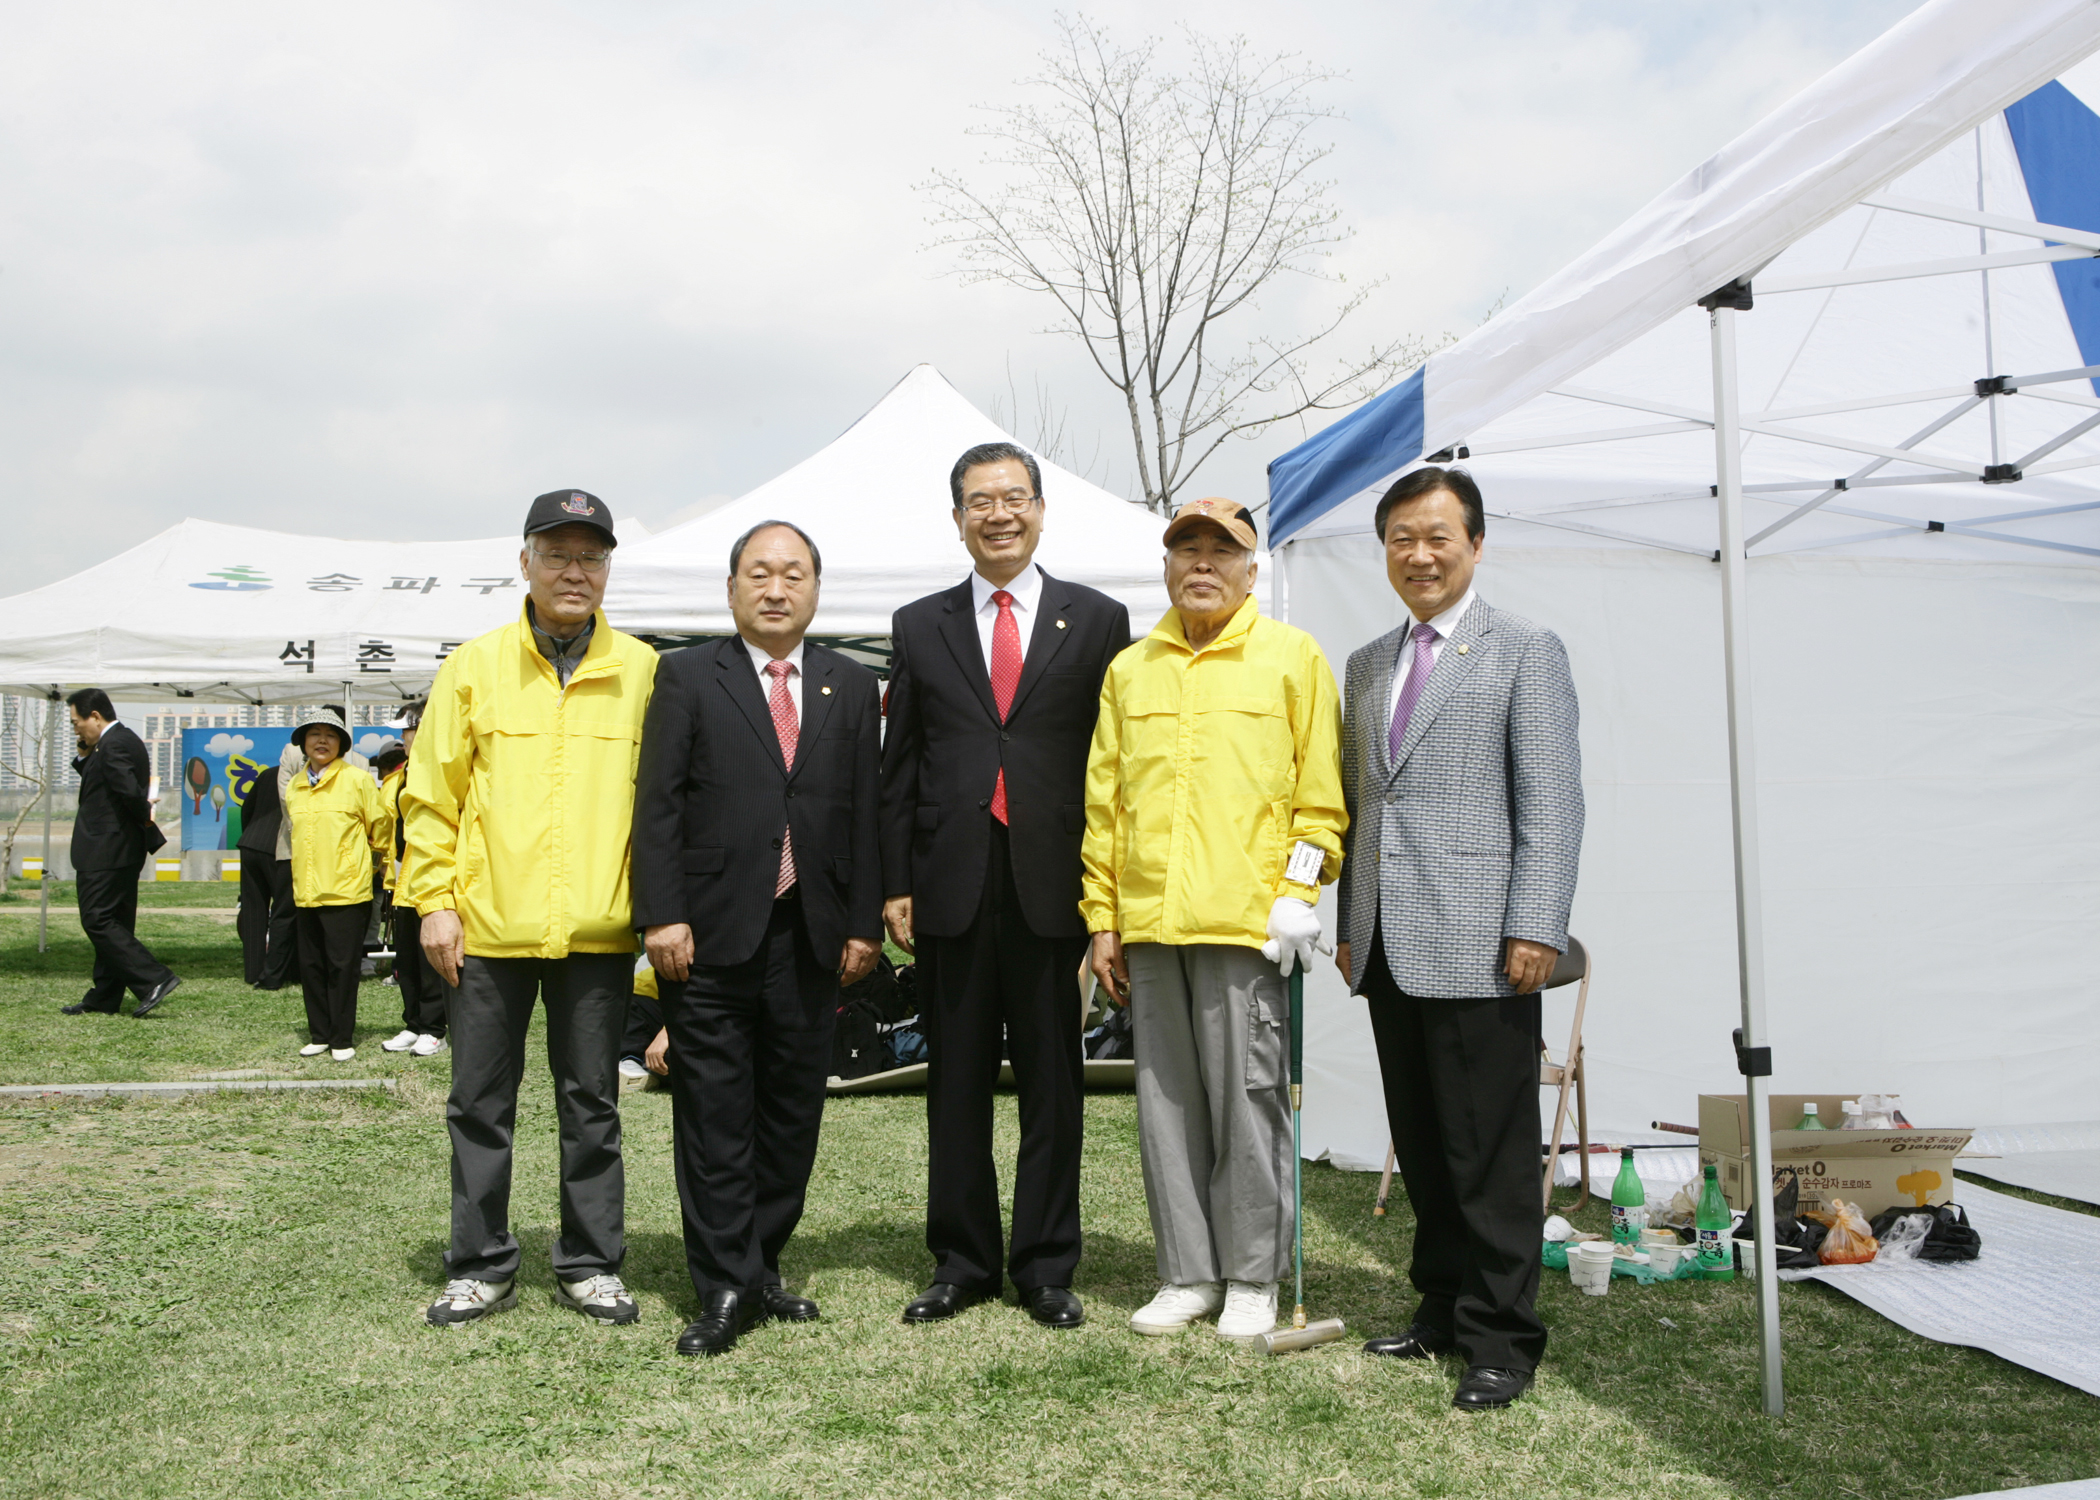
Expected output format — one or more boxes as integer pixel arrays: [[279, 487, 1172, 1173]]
[[1338, 596, 1583, 998]]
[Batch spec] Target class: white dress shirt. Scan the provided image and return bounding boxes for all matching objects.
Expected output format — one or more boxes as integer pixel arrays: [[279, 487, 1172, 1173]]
[[742, 635, 805, 726], [970, 563, 1042, 672], [1387, 586, 1478, 725]]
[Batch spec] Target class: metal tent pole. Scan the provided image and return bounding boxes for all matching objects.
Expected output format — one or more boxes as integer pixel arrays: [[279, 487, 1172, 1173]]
[[38, 692, 57, 952], [1705, 291, 1784, 1416]]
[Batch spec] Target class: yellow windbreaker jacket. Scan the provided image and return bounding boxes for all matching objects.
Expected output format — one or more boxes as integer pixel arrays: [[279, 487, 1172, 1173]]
[[401, 605, 659, 958], [1079, 594, 1347, 948], [286, 758, 386, 907], [375, 767, 404, 894]]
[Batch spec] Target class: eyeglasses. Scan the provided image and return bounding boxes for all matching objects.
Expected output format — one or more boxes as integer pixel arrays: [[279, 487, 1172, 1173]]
[[530, 546, 611, 573], [959, 493, 1040, 518]]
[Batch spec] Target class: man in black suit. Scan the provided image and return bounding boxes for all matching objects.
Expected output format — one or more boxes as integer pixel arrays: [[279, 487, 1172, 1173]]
[[60, 688, 180, 1017], [235, 748, 297, 990], [632, 519, 883, 1358], [879, 441, 1131, 1330]]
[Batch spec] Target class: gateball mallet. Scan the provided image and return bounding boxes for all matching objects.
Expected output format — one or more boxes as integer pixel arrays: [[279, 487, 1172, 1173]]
[[1258, 967, 1347, 1355]]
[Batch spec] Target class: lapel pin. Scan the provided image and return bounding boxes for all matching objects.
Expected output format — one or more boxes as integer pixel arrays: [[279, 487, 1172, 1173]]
[[1055, 619, 1066, 629], [821, 685, 833, 695], [1456, 643, 1471, 655]]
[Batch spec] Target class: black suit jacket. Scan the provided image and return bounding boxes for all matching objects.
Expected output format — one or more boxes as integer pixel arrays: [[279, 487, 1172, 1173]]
[[235, 762, 284, 856], [71, 722, 156, 873], [879, 567, 1130, 939], [632, 636, 884, 969]]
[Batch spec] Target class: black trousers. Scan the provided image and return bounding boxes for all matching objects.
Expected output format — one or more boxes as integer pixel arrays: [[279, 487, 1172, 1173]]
[[621, 989, 663, 1061], [917, 820, 1086, 1294], [391, 907, 447, 1037], [665, 894, 835, 1301], [445, 952, 631, 1284], [238, 856, 298, 988], [76, 865, 174, 1012], [1362, 930, 1546, 1373], [296, 902, 371, 1049]]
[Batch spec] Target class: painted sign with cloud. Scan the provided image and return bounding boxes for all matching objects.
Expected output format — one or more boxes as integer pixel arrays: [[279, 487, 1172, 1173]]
[[180, 726, 293, 851]]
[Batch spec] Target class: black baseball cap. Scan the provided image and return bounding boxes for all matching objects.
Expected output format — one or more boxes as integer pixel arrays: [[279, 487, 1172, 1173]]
[[524, 489, 617, 548]]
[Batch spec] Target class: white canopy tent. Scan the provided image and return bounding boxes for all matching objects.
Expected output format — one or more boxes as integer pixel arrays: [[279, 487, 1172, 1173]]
[[1266, 0, 2100, 1415], [607, 364, 1218, 639]]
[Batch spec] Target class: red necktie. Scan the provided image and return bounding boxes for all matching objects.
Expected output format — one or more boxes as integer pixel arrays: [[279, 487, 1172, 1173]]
[[989, 589, 1021, 824], [765, 659, 798, 895]]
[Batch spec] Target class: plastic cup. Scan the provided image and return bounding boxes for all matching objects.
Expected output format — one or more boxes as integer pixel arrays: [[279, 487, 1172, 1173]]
[[1572, 1242, 1615, 1296], [1649, 1242, 1685, 1276]]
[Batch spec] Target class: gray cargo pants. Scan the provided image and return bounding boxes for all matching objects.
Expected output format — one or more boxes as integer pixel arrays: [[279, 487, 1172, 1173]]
[[1126, 942, 1294, 1286], [444, 952, 632, 1284]]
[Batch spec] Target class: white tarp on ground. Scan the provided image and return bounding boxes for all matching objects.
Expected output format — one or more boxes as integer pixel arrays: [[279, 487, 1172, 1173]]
[[1963, 1121, 2100, 1205], [0, 519, 554, 702], [1780, 1182, 2100, 1399], [1263, 2, 2100, 1170], [607, 365, 1212, 637]]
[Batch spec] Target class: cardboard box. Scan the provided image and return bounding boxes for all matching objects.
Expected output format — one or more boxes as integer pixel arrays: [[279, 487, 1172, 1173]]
[[1698, 1094, 1972, 1220]]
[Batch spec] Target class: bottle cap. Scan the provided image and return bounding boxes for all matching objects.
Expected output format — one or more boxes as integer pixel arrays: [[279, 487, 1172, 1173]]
[[1802, 1102, 1819, 1114]]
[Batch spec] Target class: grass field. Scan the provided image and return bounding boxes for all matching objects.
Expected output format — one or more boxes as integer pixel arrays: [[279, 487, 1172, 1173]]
[[2, 910, 2096, 1499]]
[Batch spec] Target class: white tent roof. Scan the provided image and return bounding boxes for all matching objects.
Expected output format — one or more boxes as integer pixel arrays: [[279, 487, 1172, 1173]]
[[607, 365, 1193, 637], [1268, 0, 2100, 561], [0, 518, 536, 701]]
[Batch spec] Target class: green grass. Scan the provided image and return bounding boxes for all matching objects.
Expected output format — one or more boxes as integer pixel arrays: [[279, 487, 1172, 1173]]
[[1, 919, 2096, 1498], [2, 877, 242, 908]]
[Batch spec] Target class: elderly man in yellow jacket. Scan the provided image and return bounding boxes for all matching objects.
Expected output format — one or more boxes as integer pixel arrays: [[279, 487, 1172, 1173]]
[[404, 489, 658, 1330], [1083, 498, 1346, 1343]]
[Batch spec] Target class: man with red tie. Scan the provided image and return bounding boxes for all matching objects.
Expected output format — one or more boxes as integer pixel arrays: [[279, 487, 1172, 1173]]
[[631, 519, 885, 1357], [880, 442, 1132, 1329]]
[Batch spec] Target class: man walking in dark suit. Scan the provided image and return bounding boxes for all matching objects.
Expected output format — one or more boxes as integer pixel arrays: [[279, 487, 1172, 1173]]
[[879, 442, 1130, 1330], [1337, 467, 1583, 1411], [633, 519, 884, 1358], [59, 688, 180, 1017]]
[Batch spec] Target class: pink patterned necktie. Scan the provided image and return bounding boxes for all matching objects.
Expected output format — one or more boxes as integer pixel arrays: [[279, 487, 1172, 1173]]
[[766, 658, 798, 896], [988, 589, 1022, 824], [1388, 621, 1439, 764]]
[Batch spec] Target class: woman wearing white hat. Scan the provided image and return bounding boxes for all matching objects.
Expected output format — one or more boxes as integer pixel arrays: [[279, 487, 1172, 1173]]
[[286, 709, 387, 1061]]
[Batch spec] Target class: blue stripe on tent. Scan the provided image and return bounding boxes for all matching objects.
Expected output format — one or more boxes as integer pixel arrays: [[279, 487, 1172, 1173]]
[[1266, 365, 1426, 545], [2006, 80, 2100, 397]]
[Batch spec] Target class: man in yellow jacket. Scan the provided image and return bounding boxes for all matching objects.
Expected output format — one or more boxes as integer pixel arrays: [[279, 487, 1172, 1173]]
[[1082, 498, 1346, 1343], [404, 489, 658, 1329]]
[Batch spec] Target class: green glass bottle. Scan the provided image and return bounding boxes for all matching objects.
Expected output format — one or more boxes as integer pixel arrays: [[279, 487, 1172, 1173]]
[[1695, 1163, 1735, 1280], [1795, 1101, 1829, 1130], [1609, 1148, 1647, 1246]]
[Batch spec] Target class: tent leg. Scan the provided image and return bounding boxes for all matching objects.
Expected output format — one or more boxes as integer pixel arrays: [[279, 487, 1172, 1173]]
[[1710, 303, 1784, 1417], [38, 692, 56, 953]]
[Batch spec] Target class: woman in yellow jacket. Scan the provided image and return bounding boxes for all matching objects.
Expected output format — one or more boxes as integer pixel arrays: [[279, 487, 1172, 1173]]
[[286, 709, 387, 1062]]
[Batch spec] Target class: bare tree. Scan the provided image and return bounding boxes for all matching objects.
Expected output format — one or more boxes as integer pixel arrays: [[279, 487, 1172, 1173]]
[[924, 15, 1433, 515], [0, 696, 53, 882], [985, 356, 1105, 486]]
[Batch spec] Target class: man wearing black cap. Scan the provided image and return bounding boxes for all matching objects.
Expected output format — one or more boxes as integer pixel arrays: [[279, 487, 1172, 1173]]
[[403, 489, 660, 1330]]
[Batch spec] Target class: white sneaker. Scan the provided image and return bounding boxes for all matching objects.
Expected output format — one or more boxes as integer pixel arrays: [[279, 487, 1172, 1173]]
[[299, 1043, 327, 1057], [411, 1033, 447, 1057], [1217, 1281, 1279, 1342], [426, 1277, 516, 1326], [555, 1273, 639, 1325], [330, 1047, 356, 1062], [1129, 1282, 1224, 1336], [380, 1029, 420, 1052], [618, 1057, 648, 1084]]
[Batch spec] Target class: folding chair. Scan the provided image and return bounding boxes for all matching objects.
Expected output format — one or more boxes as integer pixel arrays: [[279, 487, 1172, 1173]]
[[1370, 936, 1593, 1217]]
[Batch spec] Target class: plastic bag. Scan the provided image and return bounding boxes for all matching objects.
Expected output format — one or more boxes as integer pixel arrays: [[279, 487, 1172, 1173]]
[[1868, 1203, 1982, 1263], [1874, 1211, 1932, 1259], [1818, 1197, 1879, 1264]]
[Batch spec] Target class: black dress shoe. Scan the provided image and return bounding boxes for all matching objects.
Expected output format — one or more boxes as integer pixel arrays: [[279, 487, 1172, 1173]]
[[902, 1282, 987, 1324], [59, 1002, 117, 1016], [133, 975, 182, 1018], [1363, 1324, 1454, 1360], [760, 1284, 819, 1322], [1020, 1286, 1084, 1329], [1452, 1366, 1534, 1410], [675, 1291, 769, 1357]]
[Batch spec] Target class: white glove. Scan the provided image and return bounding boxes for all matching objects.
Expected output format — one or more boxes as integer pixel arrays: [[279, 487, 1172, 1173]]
[[1259, 896, 1332, 977]]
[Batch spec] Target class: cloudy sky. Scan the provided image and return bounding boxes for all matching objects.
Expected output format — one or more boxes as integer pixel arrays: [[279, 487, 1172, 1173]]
[[2, 0, 1923, 580]]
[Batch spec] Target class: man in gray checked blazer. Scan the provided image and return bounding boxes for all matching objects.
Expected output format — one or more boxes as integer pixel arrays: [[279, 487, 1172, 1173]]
[[1336, 466, 1582, 1412]]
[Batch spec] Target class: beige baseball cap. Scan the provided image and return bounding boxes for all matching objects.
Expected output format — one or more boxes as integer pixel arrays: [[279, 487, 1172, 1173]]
[[1162, 497, 1260, 552]]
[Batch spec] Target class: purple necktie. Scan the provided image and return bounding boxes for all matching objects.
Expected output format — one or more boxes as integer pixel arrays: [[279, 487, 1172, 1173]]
[[1388, 622, 1440, 764]]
